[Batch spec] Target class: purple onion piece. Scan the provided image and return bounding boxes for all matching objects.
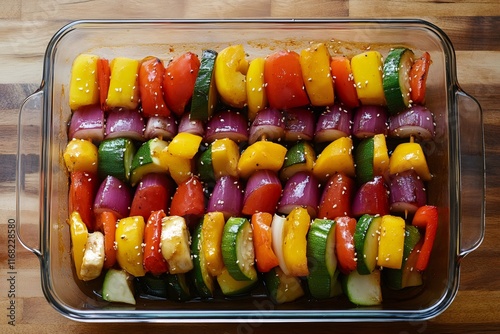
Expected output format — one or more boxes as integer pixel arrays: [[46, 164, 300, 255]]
[[105, 109, 145, 141], [352, 105, 388, 139], [248, 108, 285, 144], [68, 104, 105, 143], [93, 175, 132, 219], [314, 104, 352, 143], [284, 108, 315, 142], [388, 105, 436, 140], [207, 175, 243, 220], [389, 170, 427, 215], [205, 110, 249, 143], [144, 115, 178, 140], [277, 171, 319, 218], [178, 112, 205, 137]]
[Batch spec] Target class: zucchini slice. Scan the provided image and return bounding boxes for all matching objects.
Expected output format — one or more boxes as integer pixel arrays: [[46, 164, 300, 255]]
[[191, 221, 215, 298], [264, 266, 304, 304], [383, 47, 415, 114], [221, 217, 257, 281], [102, 269, 136, 305], [98, 137, 136, 183], [217, 267, 258, 296], [130, 138, 168, 186], [166, 274, 191, 302], [354, 214, 382, 275], [191, 49, 218, 121], [343, 269, 382, 306], [307, 218, 338, 299]]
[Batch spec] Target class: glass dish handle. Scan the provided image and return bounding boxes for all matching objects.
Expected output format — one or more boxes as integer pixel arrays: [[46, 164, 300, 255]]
[[16, 89, 44, 258], [456, 89, 485, 258]]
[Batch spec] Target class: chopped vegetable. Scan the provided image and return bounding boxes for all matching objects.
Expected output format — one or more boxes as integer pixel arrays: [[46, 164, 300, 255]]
[[64, 138, 99, 174], [115, 216, 146, 277], [106, 57, 140, 110], [383, 48, 415, 114], [130, 173, 173, 220], [169, 176, 205, 225], [412, 205, 438, 271], [168, 132, 202, 159], [314, 104, 352, 143], [93, 175, 132, 219], [191, 221, 215, 298], [215, 44, 248, 108], [96, 57, 110, 112], [343, 269, 382, 306], [80, 231, 105, 281], [352, 105, 388, 139], [207, 175, 243, 220], [95, 211, 117, 269], [318, 173, 355, 219], [352, 176, 390, 217], [278, 171, 320, 218], [143, 210, 169, 276], [69, 211, 89, 281], [388, 105, 435, 140], [105, 109, 145, 141], [389, 141, 432, 181], [264, 266, 304, 304], [144, 115, 178, 141], [351, 51, 385, 106], [251, 212, 279, 273], [280, 141, 316, 181], [237, 141, 287, 179], [69, 171, 98, 231], [139, 56, 170, 117], [205, 110, 249, 143], [69, 53, 99, 110], [283, 207, 310, 277], [377, 215, 406, 269], [130, 138, 168, 186], [313, 136, 355, 181], [68, 105, 105, 143], [190, 49, 218, 121], [160, 215, 193, 274], [330, 56, 359, 108], [98, 137, 135, 183], [284, 108, 315, 142], [246, 57, 268, 120], [248, 107, 285, 144], [242, 170, 282, 215], [354, 214, 382, 275], [201, 212, 226, 277], [335, 216, 357, 274], [299, 42, 334, 106], [410, 52, 432, 104], [102, 269, 136, 305]]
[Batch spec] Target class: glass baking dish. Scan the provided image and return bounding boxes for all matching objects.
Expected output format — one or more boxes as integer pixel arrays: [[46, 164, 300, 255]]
[[16, 19, 485, 322]]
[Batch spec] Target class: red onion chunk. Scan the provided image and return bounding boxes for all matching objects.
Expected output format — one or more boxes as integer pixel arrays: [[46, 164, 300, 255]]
[[248, 108, 285, 144], [352, 105, 388, 139], [130, 173, 174, 220], [388, 105, 436, 140], [284, 108, 315, 142], [242, 170, 282, 215], [207, 175, 243, 220], [178, 112, 205, 137], [205, 110, 249, 143], [278, 171, 320, 218], [314, 104, 352, 143], [105, 109, 145, 141], [352, 176, 389, 217], [68, 104, 105, 143], [389, 170, 427, 215], [144, 115, 177, 140], [93, 175, 132, 219]]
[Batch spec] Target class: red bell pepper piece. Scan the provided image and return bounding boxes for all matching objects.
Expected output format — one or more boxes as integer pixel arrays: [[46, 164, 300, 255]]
[[409, 52, 431, 105], [139, 56, 171, 117], [169, 175, 205, 227], [335, 216, 357, 274], [95, 211, 117, 269], [412, 205, 438, 271], [330, 56, 360, 109], [264, 50, 310, 110], [251, 212, 280, 273], [69, 171, 98, 231], [143, 210, 169, 276], [163, 52, 201, 116], [318, 173, 355, 219], [96, 58, 110, 112]]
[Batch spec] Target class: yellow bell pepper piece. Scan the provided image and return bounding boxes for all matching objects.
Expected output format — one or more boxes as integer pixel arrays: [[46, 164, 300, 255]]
[[389, 142, 432, 181], [215, 44, 249, 108], [168, 132, 202, 159], [237, 141, 287, 179], [115, 216, 146, 277], [299, 43, 334, 106], [313, 136, 355, 181], [283, 207, 310, 277], [246, 57, 268, 121], [158, 146, 193, 185], [202, 212, 226, 277], [69, 211, 89, 281], [211, 138, 240, 179], [373, 133, 390, 177], [63, 138, 98, 174], [69, 54, 99, 110], [351, 51, 386, 106], [107, 57, 140, 110], [377, 215, 406, 269]]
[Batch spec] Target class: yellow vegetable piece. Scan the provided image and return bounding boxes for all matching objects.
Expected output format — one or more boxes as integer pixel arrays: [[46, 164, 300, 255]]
[[351, 51, 386, 106], [63, 138, 98, 174], [115, 216, 146, 277], [246, 57, 268, 120], [69, 54, 99, 110], [211, 138, 240, 179], [69, 211, 89, 281], [158, 146, 193, 185], [377, 215, 406, 269], [389, 142, 432, 181], [283, 207, 310, 277], [168, 132, 202, 159], [299, 43, 334, 106], [373, 133, 390, 177], [215, 44, 249, 108], [313, 136, 355, 181], [107, 57, 140, 110], [202, 212, 226, 277], [237, 141, 287, 179]]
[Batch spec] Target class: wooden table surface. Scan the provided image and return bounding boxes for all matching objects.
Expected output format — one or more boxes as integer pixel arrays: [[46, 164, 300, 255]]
[[0, 1, 499, 333]]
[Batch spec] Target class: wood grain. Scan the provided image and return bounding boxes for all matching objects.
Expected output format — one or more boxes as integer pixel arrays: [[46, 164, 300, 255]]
[[0, 1, 499, 333]]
